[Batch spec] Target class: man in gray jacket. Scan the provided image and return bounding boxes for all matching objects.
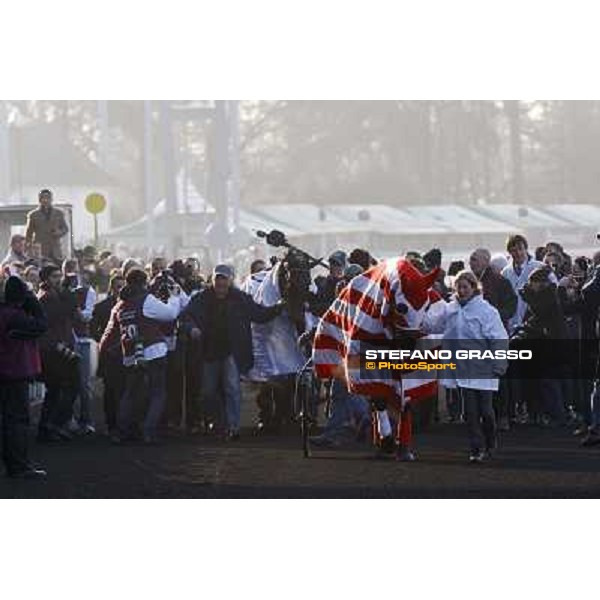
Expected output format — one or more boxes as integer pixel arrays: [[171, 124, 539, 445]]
[[25, 189, 69, 264]]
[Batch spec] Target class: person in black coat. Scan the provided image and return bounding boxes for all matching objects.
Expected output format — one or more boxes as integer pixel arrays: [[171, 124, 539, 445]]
[[512, 267, 569, 426], [36, 265, 80, 442], [91, 274, 125, 434], [181, 264, 284, 439], [0, 276, 48, 478]]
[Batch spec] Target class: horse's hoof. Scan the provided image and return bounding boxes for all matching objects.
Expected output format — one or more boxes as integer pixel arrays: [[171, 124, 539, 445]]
[[396, 447, 417, 462], [372, 436, 397, 459]]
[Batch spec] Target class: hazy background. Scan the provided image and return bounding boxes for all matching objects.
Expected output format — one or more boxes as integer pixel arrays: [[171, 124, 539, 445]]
[[1, 100, 599, 263]]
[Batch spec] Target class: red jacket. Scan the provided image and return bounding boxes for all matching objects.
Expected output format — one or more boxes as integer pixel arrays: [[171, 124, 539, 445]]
[[37, 283, 78, 351], [0, 298, 47, 382]]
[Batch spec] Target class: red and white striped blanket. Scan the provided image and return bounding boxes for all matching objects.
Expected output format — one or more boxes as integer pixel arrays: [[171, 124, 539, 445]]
[[312, 257, 443, 405]]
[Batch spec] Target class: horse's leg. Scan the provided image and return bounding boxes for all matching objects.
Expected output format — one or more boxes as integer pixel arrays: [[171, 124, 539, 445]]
[[372, 398, 395, 455], [396, 403, 416, 462]]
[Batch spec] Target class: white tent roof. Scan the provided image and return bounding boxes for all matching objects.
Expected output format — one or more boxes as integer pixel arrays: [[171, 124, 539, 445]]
[[543, 204, 600, 229], [401, 204, 513, 233], [324, 203, 446, 234], [250, 203, 368, 234], [473, 204, 570, 230]]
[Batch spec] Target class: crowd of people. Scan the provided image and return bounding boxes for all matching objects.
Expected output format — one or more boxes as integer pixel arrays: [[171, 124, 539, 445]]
[[2, 189, 600, 478]]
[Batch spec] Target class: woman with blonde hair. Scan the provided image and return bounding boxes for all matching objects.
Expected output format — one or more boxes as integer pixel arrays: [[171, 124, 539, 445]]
[[424, 270, 509, 462]]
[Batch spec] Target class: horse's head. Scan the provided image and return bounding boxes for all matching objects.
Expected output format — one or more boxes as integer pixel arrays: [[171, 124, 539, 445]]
[[390, 258, 440, 330]]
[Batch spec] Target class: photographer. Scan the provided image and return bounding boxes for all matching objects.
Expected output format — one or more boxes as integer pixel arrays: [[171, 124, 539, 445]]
[[311, 251, 347, 317], [511, 267, 569, 427], [169, 258, 205, 296], [579, 252, 600, 445], [0, 276, 48, 478], [149, 266, 191, 431], [556, 256, 589, 428], [502, 235, 554, 425], [102, 268, 184, 444], [36, 265, 80, 442], [93, 273, 125, 436]]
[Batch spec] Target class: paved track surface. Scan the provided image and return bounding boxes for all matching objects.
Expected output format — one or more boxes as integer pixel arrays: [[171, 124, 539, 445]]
[[2, 424, 600, 498]]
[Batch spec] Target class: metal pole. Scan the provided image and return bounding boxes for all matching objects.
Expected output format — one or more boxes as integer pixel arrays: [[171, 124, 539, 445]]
[[143, 101, 154, 259], [229, 100, 241, 230], [0, 102, 10, 199], [94, 214, 99, 249], [97, 100, 109, 171], [214, 100, 230, 261], [159, 101, 178, 259]]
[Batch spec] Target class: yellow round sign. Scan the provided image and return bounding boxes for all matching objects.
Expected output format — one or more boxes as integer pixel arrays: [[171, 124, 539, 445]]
[[85, 193, 107, 215]]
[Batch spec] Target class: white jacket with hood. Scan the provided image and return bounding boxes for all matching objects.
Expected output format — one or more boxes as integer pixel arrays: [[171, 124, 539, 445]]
[[423, 293, 509, 392]]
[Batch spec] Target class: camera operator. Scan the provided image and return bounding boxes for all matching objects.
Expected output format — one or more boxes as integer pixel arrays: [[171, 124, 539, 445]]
[[36, 265, 81, 442], [178, 259, 206, 430], [149, 267, 191, 431], [102, 268, 184, 444], [311, 251, 347, 317], [170, 258, 205, 296], [580, 251, 600, 445], [554, 256, 590, 428], [511, 267, 569, 427], [0, 276, 48, 478], [502, 235, 556, 425]]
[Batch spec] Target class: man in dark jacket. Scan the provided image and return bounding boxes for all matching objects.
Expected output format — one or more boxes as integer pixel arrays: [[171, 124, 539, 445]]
[[36, 265, 80, 442], [470, 248, 518, 330], [0, 276, 48, 478], [579, 254, 600, 445], [91, 273, 125, 435], [312, 251, 347, 317], [515, 267, 569, 426], [181, 264, 284, 439]]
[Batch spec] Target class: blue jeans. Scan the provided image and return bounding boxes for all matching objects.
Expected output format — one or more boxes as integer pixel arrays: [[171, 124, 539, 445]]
[[541, 378, 566, 425], [118, 358, 167, 439], [203, 356, 242, 432], [461, 387, 496, 452], [74, 339, 94, 426], [323, 380, 369, 438]]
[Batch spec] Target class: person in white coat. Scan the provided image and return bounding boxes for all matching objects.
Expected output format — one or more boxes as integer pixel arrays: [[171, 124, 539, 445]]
[[423, 271, 509, 462]]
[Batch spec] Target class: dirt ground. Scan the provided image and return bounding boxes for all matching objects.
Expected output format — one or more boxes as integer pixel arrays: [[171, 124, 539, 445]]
[[2, 421, 600, 498]]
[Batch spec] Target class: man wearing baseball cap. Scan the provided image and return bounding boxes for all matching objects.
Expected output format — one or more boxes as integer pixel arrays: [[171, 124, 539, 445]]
[[312, 250, 347, 316], [182, 264, 285, 440]]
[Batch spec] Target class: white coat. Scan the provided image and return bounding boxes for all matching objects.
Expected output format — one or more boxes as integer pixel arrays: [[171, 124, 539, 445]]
[[423, 293, 509, 392]]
